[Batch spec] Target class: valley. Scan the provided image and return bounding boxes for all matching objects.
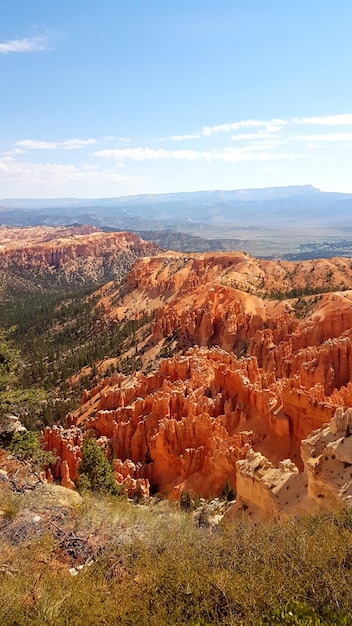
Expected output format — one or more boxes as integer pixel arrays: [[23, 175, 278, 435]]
[[3, 0, 352, 620]]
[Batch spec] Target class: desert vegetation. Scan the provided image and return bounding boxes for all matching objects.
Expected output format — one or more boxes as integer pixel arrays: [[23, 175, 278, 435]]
[[0, 484, 352, 625]]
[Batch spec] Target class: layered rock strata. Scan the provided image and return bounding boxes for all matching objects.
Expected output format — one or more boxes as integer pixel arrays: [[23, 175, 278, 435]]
[[0, 225, 161, 291]]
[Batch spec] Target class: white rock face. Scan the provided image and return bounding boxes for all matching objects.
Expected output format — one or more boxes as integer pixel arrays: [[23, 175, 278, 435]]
[[330, 406, 352, 435], [227, 407, 352, 520], [231, 449, 308, 519], [302, 407, 352, 505]]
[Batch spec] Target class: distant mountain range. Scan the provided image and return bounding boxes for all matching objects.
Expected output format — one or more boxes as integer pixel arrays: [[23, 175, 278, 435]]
[[2, 185, 352, 257], [2, 185, 352, 228]]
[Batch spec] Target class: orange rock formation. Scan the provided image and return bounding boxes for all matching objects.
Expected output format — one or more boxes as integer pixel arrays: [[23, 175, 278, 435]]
[[0, 225, 160, 283], [42, 249, 352, 507], [301, 406, 352, 506]]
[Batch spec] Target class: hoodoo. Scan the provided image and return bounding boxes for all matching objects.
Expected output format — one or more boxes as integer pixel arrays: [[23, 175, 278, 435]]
[[41, 248, 352, 510]]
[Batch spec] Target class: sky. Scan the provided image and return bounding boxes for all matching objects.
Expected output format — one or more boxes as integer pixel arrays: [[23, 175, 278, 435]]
[[1, 0, 352, 198]]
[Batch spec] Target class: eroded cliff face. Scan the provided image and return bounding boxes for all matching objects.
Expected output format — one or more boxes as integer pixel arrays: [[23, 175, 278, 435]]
[[97, 251, 352, 370], [228, 451, 308, 520], [0, 225, 161, 289], [44, 348, 260, 498], [42, 249, 352, 508]]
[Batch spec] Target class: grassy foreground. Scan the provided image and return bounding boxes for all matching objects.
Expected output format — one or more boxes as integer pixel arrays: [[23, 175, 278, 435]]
[[1, 488, 352, 626]]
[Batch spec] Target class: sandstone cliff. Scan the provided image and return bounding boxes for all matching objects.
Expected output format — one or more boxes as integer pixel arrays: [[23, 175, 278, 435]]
[[0, 225, 161, 293]]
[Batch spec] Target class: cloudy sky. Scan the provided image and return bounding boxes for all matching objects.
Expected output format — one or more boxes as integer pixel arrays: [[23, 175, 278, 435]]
[[1, 0, 352, 198]]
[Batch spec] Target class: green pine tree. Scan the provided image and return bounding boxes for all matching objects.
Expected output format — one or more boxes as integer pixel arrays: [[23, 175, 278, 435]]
[[78, 437, 121, 496]]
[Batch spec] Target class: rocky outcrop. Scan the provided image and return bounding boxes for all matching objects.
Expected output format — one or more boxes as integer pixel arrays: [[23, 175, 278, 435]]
[[43, 342, 351, 501], [42, 425, 83, 484], [0, 226, 159, 267], [114, 459, 150, 498], [98, 251, 352, 394], [0, 415, 26, 445], [45, 348, 273, 498], [0, 226, 161, 293], [0, 449, 46, 492], [226, 406, 352, 519], [228, 451, 308, 519], [301, 407, 352, 506]]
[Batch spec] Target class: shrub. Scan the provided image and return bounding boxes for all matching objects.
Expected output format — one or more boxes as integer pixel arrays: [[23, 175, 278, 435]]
[[1, 503, 352, 625], [78, 437, 121, 496], [220, 479, 236, 501], [180, 490, 193, 511], [8, 430, 56, 467]]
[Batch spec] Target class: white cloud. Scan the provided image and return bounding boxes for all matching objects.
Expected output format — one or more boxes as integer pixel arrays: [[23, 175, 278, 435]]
[[294, 132, 352, 142], [201, 118, 287, 137], [293, 114, 352, 126], [2, 147, 26, 158], [166, 113, 352, 145], [4, 111, 352, 197], [165, 118, 287, 142], [0, 159, 143, 185], [0, 158, 148, 197], [0, 35, 49, 54], [15, 138, 98, 150], [95, 146, 303, 163]]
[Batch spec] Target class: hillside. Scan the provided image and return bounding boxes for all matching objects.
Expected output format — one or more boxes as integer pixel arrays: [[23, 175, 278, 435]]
[[1, 473, 351, 625], [0, 226, 161, 426]]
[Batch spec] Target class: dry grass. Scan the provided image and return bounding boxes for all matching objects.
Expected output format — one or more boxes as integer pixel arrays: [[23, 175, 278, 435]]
[[1, 490, 352, 625]]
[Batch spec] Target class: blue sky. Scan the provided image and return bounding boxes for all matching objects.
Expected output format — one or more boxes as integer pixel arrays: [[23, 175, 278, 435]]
[[1, 0, 352, 198]]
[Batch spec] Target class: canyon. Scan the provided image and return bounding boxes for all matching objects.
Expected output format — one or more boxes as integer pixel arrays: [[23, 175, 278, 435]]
[[34, 238, 352, 515], [1, 225, 352, 515]]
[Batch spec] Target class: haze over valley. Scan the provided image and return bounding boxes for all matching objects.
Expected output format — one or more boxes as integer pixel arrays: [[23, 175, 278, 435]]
[[2, 184, 352, 257]]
